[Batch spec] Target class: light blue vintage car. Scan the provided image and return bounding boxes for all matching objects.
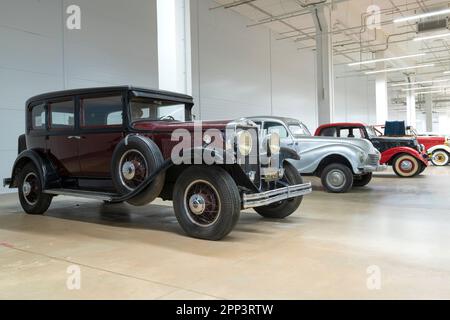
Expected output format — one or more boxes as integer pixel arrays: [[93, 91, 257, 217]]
[[247, 117, 385, 193]]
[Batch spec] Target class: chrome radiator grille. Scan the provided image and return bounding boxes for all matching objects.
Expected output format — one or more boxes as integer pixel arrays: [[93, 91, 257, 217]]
[[368, 154, 380, 166]]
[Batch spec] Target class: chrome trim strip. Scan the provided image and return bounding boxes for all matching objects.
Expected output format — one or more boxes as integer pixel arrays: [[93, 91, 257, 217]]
[[242, 182, 312, 209], [44, 189, 116, 201]]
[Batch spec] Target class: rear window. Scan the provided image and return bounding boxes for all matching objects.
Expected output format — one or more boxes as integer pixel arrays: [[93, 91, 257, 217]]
[[320, 127, 337, 137], [31, 103, 46, 130], [50, 100, 75, 130]]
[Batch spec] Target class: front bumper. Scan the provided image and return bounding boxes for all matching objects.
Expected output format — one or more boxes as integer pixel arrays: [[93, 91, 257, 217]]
[[360, 164, 387, 173], [242, 182, 312, 209]]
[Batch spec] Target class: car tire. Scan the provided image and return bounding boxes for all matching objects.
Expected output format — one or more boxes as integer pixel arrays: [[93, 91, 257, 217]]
[[392, 154, 420, 178], [18, 163, 53, 215], [254, 163, 304, 219], [112, 136, 165, 207], [173, 166, 240, 241], [353, 173, 373, 187], [431, 150, 450, 167], [321, 163, 354, 193]]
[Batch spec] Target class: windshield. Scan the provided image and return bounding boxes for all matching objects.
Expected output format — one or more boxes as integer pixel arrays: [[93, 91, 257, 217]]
[[129, 99, 188, 123], [288, 122, 311, 137], [366, 126, 381, 138]]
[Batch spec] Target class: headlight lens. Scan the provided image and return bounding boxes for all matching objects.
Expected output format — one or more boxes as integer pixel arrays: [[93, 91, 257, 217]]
[[268, 133, 281, 155], [237, 130, 253, 156]]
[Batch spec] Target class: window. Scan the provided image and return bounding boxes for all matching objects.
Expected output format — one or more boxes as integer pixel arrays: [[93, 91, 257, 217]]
[[264, 122, 289, 139], [129, 99, 186, 123], [81, 96, 123, 128], [31, 104, 46, 130], [289, 123, 311, 137], [320, 127, 337, 137], [50, 100, 75, 129], [340, 128, 363, 139]]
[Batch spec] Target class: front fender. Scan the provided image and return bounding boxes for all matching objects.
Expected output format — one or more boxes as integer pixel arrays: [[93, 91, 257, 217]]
[[9, 150, 60, 189], [427, 145, 450, 154], [297, 141, 363, 174], [381, 147, 428, 166]]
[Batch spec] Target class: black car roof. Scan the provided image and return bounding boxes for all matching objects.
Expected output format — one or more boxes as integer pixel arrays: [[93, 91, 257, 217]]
[[26, 86, 194, 107]]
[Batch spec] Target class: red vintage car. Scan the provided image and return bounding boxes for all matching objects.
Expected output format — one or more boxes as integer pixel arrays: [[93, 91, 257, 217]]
[[3, 86, 312, 241], [315, 123, 429, 177]]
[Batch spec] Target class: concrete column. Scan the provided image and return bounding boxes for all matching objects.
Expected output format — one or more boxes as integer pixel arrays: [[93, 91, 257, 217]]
[[425, 93, 433, 132], [406, 91, 416, 127], [312, 6, 334, 125], [375, 52, 388, 125]]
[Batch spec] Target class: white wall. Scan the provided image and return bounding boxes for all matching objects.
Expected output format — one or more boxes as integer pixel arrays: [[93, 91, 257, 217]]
[[0, 0, 159, 193], [334, 65, 377, 125], [190, 0, 317, 129]]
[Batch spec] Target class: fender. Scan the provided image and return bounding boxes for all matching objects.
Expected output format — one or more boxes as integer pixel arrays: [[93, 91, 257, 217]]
[[381, 147, 428, 166], [427, 144, 450, 154], [8, 150, 60, 189]]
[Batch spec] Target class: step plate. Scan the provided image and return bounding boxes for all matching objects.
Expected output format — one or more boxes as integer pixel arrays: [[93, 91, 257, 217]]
[[44, 189, 119, 201]]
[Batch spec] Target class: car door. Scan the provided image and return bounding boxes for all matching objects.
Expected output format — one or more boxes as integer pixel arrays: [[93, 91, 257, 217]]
[[263, 121, 296, 150], [47, 98, 80, 177], [78, 94, 125, 178]]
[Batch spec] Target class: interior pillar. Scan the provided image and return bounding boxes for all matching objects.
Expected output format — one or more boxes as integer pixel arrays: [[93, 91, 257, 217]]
[[312, 6, 334, 125], [425, 93, 433, 132], [406, 91, 417, 128], [375, 52, 388, 125]]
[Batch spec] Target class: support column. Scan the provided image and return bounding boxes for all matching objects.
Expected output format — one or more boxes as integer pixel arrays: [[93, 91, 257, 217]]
[[312, 6, 334, 125], [375, 52, 388, 125], [425, 93, 433, 132], [406, 91, 416, 127]]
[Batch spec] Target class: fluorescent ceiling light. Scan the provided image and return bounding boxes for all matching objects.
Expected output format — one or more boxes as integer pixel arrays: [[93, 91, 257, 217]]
[[365, 64, 435, 75], [413, 90, 446, 95], [444, 71, 450, 74], [348, 53, 426, 66], [414, 32, 450, 41], [391, 79, 450, 87], [402, 85, 450, 91], [394, 8, 450, 23]]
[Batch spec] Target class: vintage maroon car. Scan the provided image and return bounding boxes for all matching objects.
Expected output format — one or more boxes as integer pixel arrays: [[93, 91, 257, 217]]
[[4, 86, 312, 240], [315, 122, 429, 178]]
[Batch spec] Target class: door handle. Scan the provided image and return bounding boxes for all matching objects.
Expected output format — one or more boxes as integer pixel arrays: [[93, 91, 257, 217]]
[[68, 136, 82, 140]]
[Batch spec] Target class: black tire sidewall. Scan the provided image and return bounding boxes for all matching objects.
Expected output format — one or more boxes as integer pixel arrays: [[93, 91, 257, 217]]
[[18, 163, 52, 215], [173, 166, 240, 241], [353, 173, 373, 187], [321, 163, 354, 193]]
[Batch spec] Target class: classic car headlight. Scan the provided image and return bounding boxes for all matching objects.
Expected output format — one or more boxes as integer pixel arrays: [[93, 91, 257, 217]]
[[268, 133, 281, 155], [237, 130, 253, 156], [359, 152, 366, 163]]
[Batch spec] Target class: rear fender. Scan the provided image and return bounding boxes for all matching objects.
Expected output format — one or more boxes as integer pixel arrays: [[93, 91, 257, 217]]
[[9, 150, 60, 189], [381, 147, 428, 166], [427, 145, 450, 154]]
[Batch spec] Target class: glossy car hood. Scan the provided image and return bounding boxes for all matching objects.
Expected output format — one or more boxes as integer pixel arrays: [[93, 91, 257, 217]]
[[294, 136, 375, 153]]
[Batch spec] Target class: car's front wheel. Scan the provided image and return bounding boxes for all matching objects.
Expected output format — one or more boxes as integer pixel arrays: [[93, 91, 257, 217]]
[[321, 163, 354, 193], [18, 163, 53, 215], [254, 163, 304, 219], [392, 154, 420, 178], [173, 167, 241, 241], [431, 150, 449, 167]]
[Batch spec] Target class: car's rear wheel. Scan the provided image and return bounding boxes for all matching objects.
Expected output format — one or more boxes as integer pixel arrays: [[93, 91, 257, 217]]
[[173, 167, 240, 241], [321, 163, 354, 193], [353, 173, 373, 187], [18, 163, 53, 215], [254, 163, 304, 219], [431, 150, 449, 167], [393, 154, 420, 178], [112, 136, 165, 206]]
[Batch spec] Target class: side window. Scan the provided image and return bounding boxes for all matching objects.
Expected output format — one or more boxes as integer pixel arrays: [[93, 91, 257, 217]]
[[81, 95, 123, 128], [264, 122, 289, 139], [320, 127, 337, 137], [31, 103, 46, 130], [340, 128, 363, 139], [50, 100, 75, 130]]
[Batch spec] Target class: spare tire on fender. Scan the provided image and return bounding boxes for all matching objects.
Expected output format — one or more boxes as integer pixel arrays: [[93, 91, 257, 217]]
[[111, 135, 165, 206]]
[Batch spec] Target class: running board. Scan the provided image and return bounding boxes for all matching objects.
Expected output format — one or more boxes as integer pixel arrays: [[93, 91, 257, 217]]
[[44, 189, 119, 201]]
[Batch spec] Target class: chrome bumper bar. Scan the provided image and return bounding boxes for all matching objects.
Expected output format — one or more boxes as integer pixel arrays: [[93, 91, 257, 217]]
[[242, 182, 312, 209], [361, 164, 387, 173]]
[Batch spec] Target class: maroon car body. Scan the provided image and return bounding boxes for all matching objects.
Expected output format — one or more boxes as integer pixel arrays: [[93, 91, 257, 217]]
[[4, 86, 311, 240]]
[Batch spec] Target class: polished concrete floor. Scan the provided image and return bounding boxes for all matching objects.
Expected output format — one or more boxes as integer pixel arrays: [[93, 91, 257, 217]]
[[0, 166, 449, 300]]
